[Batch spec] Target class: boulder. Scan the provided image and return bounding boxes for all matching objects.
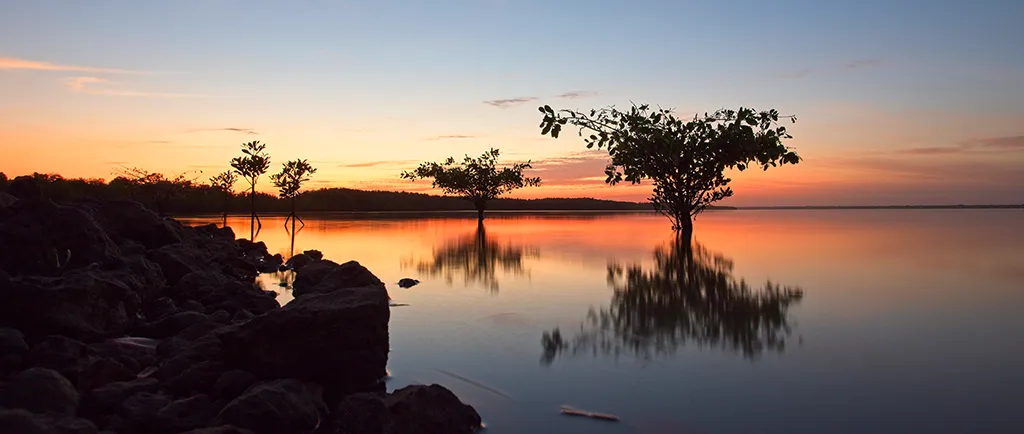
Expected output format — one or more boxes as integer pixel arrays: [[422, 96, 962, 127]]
[[0, 327, 28, 373], [137, 311, 211, 339], [1, 270, 132, 342], [216, 379, 326, 434], [110, 391, 172, 434], [99, 254, 166, 302], [284, 253, 312, 271], [77, 357, 136, 391], [163, 359, 227, 396], [81, 378, 160, 418], [212, 369, 257, 400], [85, 200, 183, 250], [302, 250, 323, 261], [155, 394, 220, 434], [0, 200, 121, 276], [383, 384, 483, 434], [143, 297, 178, 321], [220, 286, 390, 396], [89, 337, 158, 371], [290, 260, 338, 294], [156, 328, 231, 384], [148, 243, 207, 286], [204, 292, 280, 317], [0, 368, 79, 416], [27, 335, 97, 384], [293, 261, 384, 298], [0, 408, 98, 434]]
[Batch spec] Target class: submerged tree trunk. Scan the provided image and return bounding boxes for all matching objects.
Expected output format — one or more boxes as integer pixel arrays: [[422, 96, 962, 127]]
[[249, 184, 256, 240], [678, 217, 694, 245], [474, 198, 486, 223]]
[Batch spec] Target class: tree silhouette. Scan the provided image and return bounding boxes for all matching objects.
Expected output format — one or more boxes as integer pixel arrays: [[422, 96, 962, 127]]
[[270, 159, 317, 231], [0, 172, 9, 192], [209, 170, 238, 226], [401, 148, 541, 222], [541, 240, 804, 365], [112, 166, 199, 216], [538, 104, 800, 242], [230, 141, 271, 239], [408, 222, 538, 293]]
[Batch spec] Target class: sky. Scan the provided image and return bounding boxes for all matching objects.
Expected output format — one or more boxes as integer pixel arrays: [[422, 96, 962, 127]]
[[1, 0, 1022, 206]]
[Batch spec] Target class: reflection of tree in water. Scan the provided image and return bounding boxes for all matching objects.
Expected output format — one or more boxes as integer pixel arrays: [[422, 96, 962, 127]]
[[411, 223, 538, 293], [542, 240, 804, 364]]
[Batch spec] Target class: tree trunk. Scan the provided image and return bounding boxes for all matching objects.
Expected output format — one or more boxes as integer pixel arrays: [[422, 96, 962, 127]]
[[678, 216, 694, 245], [249, 185, 256, 240], [474, 199, 486, 223]]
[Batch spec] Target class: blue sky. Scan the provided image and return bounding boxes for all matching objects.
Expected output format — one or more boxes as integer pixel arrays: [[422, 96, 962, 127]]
[[1, 0, 1022, 205]]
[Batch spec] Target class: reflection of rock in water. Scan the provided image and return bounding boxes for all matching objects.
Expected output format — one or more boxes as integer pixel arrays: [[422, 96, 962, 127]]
[[541, 240, 804, 364], [410, 223, 537, 293]]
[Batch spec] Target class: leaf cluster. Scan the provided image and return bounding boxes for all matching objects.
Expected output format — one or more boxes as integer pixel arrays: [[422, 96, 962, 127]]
[[270, 159, 317, 199], [400, 148, 541, 204], [230, 141, 271, 188]]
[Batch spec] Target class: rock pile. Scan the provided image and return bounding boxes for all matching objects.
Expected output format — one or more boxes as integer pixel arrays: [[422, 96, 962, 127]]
[[0, 192, 480, 433]]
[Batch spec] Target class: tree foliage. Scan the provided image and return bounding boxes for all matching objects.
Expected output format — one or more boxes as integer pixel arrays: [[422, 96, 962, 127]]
[[401, 148, 541, 219], [538, 104, 800, 236], [209, 171, 238, 195], [230, 141, 271, 193], [112, 166, 200, 215], [270, 159, 317, 200]]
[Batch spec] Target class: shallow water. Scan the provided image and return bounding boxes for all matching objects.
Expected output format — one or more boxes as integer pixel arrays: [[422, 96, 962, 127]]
[[179, 210, 1024, 434]]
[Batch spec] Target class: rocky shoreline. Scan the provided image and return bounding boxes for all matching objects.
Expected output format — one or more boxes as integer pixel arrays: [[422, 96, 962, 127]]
[[0, 188, 481, 433]]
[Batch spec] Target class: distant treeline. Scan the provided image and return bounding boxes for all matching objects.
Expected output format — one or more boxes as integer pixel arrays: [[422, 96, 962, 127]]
[[0, 172, 654, 214]]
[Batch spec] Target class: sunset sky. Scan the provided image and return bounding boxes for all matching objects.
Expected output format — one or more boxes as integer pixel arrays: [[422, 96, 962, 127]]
[[2, 0, 1022, 206]]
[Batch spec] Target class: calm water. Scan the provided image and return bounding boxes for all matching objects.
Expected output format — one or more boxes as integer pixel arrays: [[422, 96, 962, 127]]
[[180, 210, 1024, 434]]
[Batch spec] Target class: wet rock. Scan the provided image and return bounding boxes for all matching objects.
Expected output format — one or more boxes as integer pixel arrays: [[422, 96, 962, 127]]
[[204, 292, 280, 317], [81, 378, 160, 418], [0, 327, 28, 373], [89, 337, 158, 371], [216, 379, 326, 434], [284, 254, 312, 271], [221, 286, 389, 396], [27, 335, 97, 384], [85, 200, 183, 250], [0, 408, 98, 434], [1, 270, 131, 342], [211, 369, 257, 400], [0, 200, 121, 277], [290, 260, 338, 293], [163, 359, 227, 396], [155, 393, 219, 434], [383, 384, 482, 434], [0, 368, 79, 416], [397, 278, 419, 289], [137, 311, 211, 339], [77, 357, 136, 391], [293, 261, 384, 298], [110, 391, 171, 434], [143, 297, 177, 321]]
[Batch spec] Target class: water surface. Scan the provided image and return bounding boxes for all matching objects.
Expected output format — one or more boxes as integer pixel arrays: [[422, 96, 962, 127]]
[[180, 210, 1024, 434]]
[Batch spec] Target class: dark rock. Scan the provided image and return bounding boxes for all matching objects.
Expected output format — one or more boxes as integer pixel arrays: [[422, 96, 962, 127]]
[[1, 270, 131, 342], [230, 310, 254, 323], [284, 254, 312, 271], [290, 260, 338, 294], [81, 378, 160, 418], [148, 243, 207, 286], [0, 200, 121, 277], [89, 337, 158, 370], [205, 292, 280, 317], [0, 192, 18, 208], [137, 311, 210, 339], [211, 310, 231, 324], [171, 270, 247, 302], [221, 286, 389, 396], [100, 254, 166, 302], [0, 408, 98, 434], [0, 327, 28, 373], [0, 367, 79, 416], [221, 257, 259, 282], [111, 391, 172, 434], [211, 369, 257, 400], [383, 384, 482, 434], [216, 379, 326, 434], [163, 359, 227, 396], [333, 393, 388, 434], [180, 299, 206, 313], [397, 278, 419, 289], [85, 200, 183, 250], [302, 250, 323, 261], [27, 335, 96, 384], [156, 328, 231, 384], [143, 297, 177, 321], [177, 322, 225, 342], [177, 425, 254, 434], [294, 261, 384, 298], [77, 357, 135, 391], [155, 393, 219, 434], [7, 176, 42, 200]]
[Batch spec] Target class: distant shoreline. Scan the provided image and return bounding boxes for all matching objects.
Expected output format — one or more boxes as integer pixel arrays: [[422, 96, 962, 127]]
[[734, 204, 1024, 210]]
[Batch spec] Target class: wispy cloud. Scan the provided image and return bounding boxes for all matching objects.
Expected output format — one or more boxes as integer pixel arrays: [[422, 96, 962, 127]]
[[186, 127, 259, 135], [65, 76, 204, 98], [780, 68, 814, 79], [556, 91, 600, 99], [338, 159, 419, 168], [426, 134, 477, 140], [484, 96, 539, 108], [844, 59, 882, 69], [895, 135, 1024, 155], [0, 56, 134, 73]]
